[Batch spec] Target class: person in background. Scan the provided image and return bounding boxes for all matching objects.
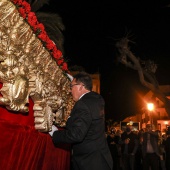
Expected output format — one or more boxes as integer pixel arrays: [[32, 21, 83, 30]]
[[49, 71, 113, 170], [107, 127, 122, 170], [142, 124, 160, 170], [135, 128, 145, 170], [164, 127, 170, 170], [120, 124, 139, 170], [156, 130, 166, 170]]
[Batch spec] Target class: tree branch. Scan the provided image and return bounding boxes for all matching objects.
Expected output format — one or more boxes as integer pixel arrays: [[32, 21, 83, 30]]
[[116, 37, 170, 116]]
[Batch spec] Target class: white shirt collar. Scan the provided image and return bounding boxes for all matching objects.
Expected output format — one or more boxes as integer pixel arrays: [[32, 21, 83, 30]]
[[79, 91, 90, 100]]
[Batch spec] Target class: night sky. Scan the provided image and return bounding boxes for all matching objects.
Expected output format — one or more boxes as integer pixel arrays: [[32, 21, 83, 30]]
[[41, 0, 170, 121]]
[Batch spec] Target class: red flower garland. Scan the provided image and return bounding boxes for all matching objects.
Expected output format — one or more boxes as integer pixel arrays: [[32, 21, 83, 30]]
[[11, 0, 69, 72]]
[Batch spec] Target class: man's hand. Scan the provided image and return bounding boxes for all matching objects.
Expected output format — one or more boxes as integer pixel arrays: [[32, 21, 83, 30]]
[[125, 138, 130, 144], [49, 125, 58, 136]]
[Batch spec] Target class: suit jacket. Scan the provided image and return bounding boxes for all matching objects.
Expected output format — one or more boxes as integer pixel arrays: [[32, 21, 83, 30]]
[[142, 131, 160, 157], [53, 91, 113, 170], [121, 131, 139, 154]]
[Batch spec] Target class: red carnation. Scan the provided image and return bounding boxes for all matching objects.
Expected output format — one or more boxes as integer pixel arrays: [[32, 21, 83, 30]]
[[46, 40, 55, 50], [57, 59, 64, 66], [38, 31, 48, 41], [12, 0, 23, 5], [22, 1, 31, 13], [53, 49, 62, 60], [62, 62, 68, 71], [27, 12, 38, 26], [36, 23, 45, 32], [18, 7, 26, 19]]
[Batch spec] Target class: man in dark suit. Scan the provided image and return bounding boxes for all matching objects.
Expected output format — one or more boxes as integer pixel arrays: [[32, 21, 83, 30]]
[[120, 124, 139, 170], [49, 71, 113, 170], [142, 124, 160, 170]]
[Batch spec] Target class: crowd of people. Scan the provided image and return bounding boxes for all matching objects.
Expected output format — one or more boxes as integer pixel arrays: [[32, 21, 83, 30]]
[[106, 124, 170, 170]]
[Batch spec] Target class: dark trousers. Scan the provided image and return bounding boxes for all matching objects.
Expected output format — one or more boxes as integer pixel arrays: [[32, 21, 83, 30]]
[[166, 153, 170, 170], [143, 153, 160, 170], [122, 154, 135, 170]]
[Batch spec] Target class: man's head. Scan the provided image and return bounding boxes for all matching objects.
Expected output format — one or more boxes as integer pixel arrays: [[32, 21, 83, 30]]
[[166, 126, 170, 135], [126, 125, 132, 133], [70, 71, 92, 101], [146, 124, 154, 131]]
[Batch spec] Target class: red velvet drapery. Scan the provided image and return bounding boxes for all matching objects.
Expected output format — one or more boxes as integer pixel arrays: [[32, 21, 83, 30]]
[[0, 98, 71, 170]]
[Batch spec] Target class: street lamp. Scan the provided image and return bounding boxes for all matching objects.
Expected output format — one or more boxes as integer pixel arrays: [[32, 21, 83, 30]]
[[147, 103, 154, 111], [147, 103, 154, 124]]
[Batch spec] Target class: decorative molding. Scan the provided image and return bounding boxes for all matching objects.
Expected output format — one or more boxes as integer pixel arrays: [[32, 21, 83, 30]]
[[0, 0, 74, 132]]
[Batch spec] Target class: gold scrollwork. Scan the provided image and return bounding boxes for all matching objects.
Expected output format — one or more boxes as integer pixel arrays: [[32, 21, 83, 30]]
[[0, 0, 75, 132]]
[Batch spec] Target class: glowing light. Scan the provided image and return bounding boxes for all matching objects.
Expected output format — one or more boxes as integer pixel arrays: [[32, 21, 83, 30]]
[[164, 121, 168, 125], [147, 103, 154, 111]]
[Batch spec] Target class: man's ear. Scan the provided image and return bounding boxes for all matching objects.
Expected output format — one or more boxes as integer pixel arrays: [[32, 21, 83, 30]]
[[79, 84, 84, 91]]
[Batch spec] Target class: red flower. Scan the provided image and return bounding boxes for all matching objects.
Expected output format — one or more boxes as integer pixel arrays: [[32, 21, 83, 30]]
[[57, 59, 64, 66], [18, 7, 26, 18], [53, 49, 62, 59], [36, 23, 45, 32], [12, 0, 17, 4], [46, 39, 55, 50], [62, 62, 68, 71], [38, 31, 48, 41], [27, 12, 38, 27], [22, 1, 31, 13], [12, 0, 23, 5]]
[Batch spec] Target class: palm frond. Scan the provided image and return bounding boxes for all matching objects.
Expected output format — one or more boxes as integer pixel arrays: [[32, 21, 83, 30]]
[[26, 1, 65, 53], [27, 0, 50, 12], [36, 12, 65, 53]]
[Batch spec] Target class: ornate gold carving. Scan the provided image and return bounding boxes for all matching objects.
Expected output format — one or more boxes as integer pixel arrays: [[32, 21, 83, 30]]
[[0, 0, 75, 132]]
